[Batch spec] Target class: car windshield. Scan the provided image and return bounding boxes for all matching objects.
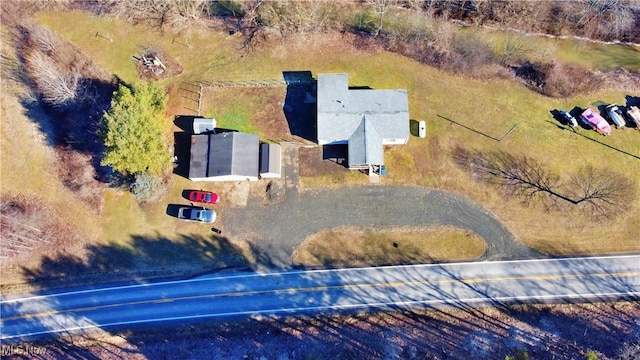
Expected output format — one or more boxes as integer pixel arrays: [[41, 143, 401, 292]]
[[202, 210, 215, 222], [205, 193, 212, 202]]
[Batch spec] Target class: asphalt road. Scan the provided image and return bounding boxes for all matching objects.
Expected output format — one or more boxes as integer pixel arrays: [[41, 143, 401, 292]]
[[2, 255, 638, 341]]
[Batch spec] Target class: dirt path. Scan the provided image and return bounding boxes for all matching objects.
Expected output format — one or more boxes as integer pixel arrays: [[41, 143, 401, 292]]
[[223, 145, 542, 269]]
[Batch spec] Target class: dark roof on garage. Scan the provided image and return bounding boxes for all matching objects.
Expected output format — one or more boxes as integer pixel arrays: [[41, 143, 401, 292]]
[[189, 132, 259, 180]]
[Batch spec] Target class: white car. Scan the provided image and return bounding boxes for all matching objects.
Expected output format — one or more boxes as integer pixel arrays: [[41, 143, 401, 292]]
[[606, 104, 626, 128], [625, 105, 640, 127]]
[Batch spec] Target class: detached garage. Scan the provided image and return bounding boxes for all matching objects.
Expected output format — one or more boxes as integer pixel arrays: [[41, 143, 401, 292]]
[[188, 132, 260, 181], [259, 143, 282, 179]]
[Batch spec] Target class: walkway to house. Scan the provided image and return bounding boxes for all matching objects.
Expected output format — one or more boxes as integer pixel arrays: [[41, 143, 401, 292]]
[[222, 144, 542, 269]]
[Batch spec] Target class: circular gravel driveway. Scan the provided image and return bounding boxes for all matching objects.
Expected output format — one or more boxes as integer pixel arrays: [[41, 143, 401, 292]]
[[223, 184, 542, 269], [221, 144, 542, 268]]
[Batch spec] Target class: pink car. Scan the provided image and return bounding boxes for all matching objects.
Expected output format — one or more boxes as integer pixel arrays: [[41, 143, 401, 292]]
[[580, 108, 611, 135]]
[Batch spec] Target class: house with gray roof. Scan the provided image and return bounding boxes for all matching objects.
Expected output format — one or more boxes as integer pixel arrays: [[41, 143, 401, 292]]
[[189, 132, 260, 181], [316, 73, 409, 169]]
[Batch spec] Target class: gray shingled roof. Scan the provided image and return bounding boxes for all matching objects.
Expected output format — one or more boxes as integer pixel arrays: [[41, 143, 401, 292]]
[[189, 132, 259, 179], [317, 74, 409, 166], [348, 115, 383, 167], [188, 135, 209, 179]]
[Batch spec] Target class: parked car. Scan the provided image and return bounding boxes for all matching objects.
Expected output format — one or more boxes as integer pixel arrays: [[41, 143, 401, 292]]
[[626, 105, 640, 127], [189, 190, 220, 204], [580, 108, 611, 135], [177, 206, 216, 223], [606, 104, 626, 128], [559, 110, 578, 127]]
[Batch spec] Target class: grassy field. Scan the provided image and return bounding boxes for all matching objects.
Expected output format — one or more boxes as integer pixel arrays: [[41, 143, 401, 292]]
[[482, 29, 640, 72], [292, 226, 487, 267], [2, 10, 638, 289], [33, 11, 640, 254]]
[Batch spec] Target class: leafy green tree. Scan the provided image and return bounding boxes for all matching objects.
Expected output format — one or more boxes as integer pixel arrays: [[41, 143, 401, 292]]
[[101, 82, 171, 176]]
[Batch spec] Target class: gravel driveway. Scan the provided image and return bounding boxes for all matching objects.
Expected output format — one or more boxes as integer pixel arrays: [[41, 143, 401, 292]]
[[223, 145, 542, 269]]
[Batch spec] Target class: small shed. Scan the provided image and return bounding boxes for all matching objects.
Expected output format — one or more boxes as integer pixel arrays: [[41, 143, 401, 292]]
[[259, 143, 282, 178], [193, 118, 216, 134]]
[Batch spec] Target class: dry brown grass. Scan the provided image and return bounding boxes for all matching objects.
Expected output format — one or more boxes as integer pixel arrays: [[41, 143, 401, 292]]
[[0, 195, 85, 267], [418, 137, 640, 256], [292, 226, 487, 268], [2, 9, 634, 293]]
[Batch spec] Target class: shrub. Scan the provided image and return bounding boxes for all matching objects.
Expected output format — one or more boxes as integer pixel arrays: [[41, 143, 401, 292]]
[[20, 24, 80, 107], [0, 195, 78, 262], [538, 60, 594, 98], [348, 9, 379, 34], [448, 32, 497, 73], [513, 60, 595, 98], [130, 172, 161, 202], [55, 149, 105, 210], [258, 1, 341, 34], [210, 0, 245, 18]]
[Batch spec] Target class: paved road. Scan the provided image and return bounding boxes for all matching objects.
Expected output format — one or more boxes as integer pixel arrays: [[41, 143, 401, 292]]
[[2, 255, 638, 341]]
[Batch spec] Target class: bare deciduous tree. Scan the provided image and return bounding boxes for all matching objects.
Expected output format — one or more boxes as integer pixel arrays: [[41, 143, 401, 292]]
[[25, 24, 59, 54], [107, 0, 209, 31], [500, 35, 530, 65], [24, 50, 79, 107], [452, 147, 564, 207], [259, 1, 339, 35], [568, 165, 633, 219], [366, 0, 398, 36], [575, 0, 636, 39], [617, 342, 640, 360], [239, 0, 267, 50], [452, 147, 634, 219]]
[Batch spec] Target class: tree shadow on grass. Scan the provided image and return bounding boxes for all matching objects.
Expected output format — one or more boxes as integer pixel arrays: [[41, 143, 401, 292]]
[[18, 77, 117, 182], [20, 232, 251, 291], [1, 232, 258, 355]]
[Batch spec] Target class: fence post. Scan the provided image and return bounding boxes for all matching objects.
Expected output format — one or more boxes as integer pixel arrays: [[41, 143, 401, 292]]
[[499, 124, 518, 141], [197, 83, 203, 116]]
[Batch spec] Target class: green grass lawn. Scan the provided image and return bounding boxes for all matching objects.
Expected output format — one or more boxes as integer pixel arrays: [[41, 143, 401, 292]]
[[19, 10, 640, 276]]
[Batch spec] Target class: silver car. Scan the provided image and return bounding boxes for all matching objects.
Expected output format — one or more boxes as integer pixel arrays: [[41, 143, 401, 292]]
[[177, 206, 216, 223], [606, 104, 626, 128]]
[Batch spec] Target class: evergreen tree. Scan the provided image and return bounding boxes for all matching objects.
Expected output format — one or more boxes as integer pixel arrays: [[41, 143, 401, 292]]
[[101, 82, 171, 176]]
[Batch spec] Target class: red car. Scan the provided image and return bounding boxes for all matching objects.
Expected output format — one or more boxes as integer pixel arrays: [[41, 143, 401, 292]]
[[189, 190, 220, 204]]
